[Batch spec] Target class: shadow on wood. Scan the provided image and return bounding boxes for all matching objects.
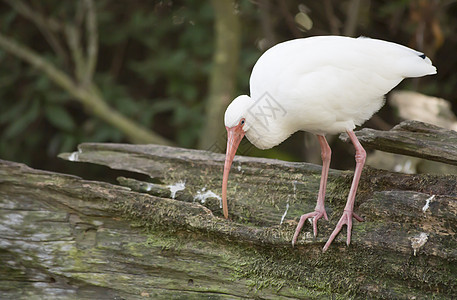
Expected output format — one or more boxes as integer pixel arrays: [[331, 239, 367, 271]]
[[0, 121, 456, 298]]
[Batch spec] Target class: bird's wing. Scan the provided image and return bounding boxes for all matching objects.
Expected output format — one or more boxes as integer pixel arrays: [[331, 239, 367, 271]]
[[251, 36, 435, 100], [250, 36, 435, 134]]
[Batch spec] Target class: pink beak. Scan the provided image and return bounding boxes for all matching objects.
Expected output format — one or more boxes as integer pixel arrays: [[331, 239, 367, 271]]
[[222, 124, 245, 219]]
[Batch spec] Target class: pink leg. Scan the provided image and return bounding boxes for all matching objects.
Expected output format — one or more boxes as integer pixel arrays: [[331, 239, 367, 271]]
[[292, 135, 330, 246], [322, 130, 365, 252]]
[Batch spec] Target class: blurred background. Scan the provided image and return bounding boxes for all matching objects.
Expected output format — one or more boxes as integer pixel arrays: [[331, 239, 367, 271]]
[[0, 0, 456, 180]]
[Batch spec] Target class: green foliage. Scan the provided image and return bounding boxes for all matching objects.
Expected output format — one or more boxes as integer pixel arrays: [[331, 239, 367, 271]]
[[44, 105, 76, 131], [0, 0, 456, 174], [0, 1, 224, 169]]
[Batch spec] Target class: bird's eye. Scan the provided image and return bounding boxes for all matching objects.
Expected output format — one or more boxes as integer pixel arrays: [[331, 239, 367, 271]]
[[240, 119, 245, 125]]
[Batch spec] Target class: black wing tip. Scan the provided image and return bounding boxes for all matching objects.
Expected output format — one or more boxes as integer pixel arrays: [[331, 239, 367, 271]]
[[419, 53, 426, 59]]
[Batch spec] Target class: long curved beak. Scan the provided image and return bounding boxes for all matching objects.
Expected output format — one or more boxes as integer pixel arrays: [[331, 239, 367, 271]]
[[222, 125, 245, 219]]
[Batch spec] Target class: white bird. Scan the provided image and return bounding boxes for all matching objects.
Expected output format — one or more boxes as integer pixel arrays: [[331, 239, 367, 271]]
[[221, 36, 436, 252]]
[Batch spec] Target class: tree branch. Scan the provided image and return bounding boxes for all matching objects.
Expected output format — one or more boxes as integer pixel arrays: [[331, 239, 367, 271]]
[[2, 0, 69, 66], [0, 32, 173, 145], [64, 23, 86, 82], [83, 0, 98, 87]]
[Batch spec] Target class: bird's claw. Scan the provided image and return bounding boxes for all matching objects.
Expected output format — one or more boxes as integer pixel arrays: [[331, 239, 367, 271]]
[[322, 209, 363, 252], [291, 209, 328, 247]]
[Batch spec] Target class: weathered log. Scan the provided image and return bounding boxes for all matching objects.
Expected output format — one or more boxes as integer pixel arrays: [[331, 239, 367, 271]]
[[343, 120, 457, 166], [0, 138, 456, 299]]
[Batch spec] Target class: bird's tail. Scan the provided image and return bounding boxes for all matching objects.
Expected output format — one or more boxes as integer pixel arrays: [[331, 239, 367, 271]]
[[399, 52, 437, 78]]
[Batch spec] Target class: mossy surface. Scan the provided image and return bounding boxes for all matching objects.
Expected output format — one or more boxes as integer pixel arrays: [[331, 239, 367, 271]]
[[2, 141, 457, 299]]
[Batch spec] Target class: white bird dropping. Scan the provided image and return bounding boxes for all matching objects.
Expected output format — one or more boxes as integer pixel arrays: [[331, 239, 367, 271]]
[[193, 188, 222, 206], [68, 151, 79, 162], [422, 195, 435, 214], [280, 202, 290, 225], [410, 232, 429, 256], [167, 181, 185, 199]]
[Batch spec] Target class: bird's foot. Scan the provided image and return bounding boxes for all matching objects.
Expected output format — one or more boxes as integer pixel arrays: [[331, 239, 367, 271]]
[[291, 208, 328, 246], [322, 209, 363, 252]]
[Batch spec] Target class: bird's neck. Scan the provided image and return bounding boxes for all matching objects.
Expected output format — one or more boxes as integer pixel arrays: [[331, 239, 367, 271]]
[[245, 121, 293, 150]]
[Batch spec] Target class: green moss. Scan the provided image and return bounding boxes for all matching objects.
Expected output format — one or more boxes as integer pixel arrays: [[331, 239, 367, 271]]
[[53, 151, 457, 298], [67, 246, 86, 271], [139, 229, 341, 298], [99, 168, 457, 298]]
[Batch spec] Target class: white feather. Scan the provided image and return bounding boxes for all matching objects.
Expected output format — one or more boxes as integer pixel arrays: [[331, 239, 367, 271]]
[[225, 36, 436, 149]]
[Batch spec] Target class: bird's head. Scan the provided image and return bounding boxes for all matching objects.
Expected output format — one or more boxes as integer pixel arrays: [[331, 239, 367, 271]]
[[221, 95, 251, 219]]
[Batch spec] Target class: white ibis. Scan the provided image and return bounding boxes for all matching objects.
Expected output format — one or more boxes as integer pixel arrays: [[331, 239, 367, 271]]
[[222, 36, 436, 252]]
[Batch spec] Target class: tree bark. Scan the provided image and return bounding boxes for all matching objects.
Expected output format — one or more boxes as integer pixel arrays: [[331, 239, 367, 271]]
[[344, 120, 457, 166], [199, 0, 241, 151], [1, 122, 456, 298]]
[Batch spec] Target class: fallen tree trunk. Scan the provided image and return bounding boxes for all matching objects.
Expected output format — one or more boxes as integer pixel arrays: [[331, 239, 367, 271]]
[[1, 124, 456, 298], [345, 120, 457, 166]]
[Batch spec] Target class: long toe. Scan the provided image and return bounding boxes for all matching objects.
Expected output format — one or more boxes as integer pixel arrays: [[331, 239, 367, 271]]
[[292, 212, 315, 246], [322, 210, 363, 252], [292, 209, 328, 246], [322, 211, 350, 252], [353, 212, 364, 222]]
